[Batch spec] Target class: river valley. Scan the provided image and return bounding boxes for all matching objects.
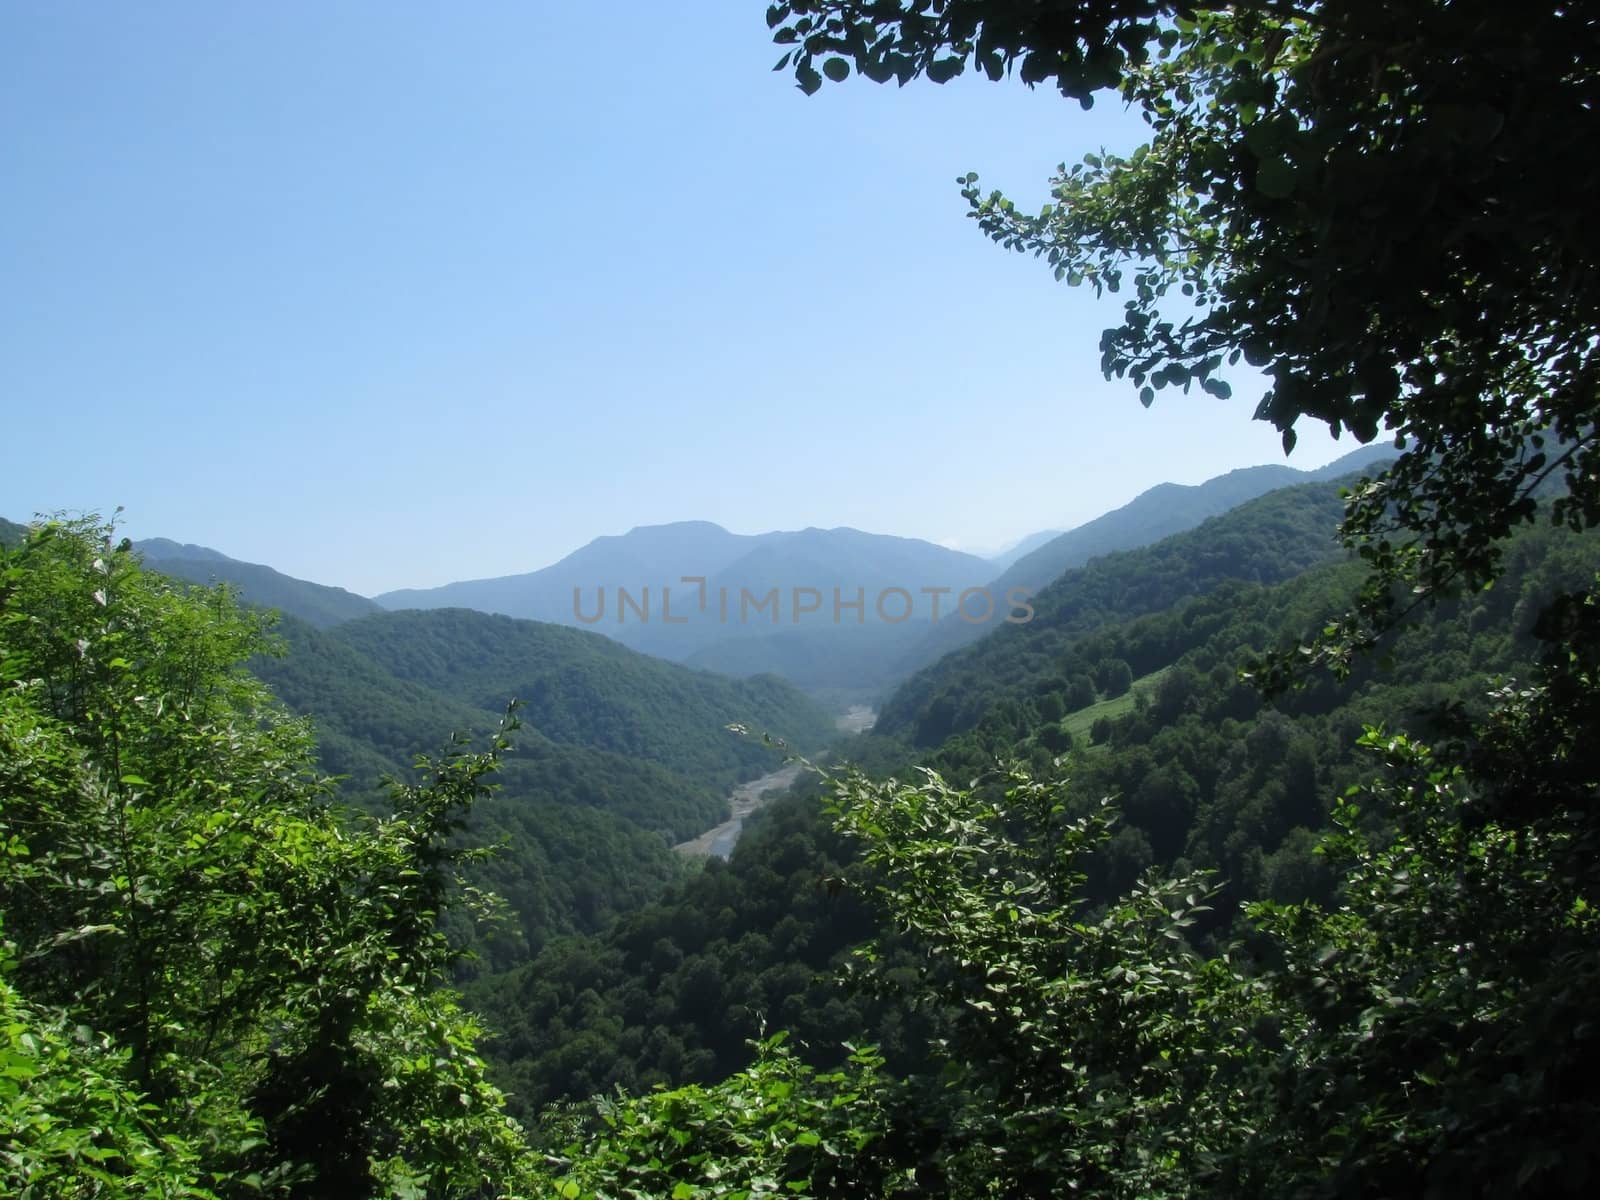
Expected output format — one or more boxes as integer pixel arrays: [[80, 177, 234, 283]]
[[674, 705, 877, 858]]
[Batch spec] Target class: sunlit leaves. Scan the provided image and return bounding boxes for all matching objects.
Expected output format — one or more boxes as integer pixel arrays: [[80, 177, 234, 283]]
[[0, 520, 541, 1196], [823, 762, 1260, 1196]]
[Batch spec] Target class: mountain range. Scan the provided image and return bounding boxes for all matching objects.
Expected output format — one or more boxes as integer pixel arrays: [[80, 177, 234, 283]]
[[894, 442, 1399, 675], [0, 443, 1399, 709], [137, 537, 384, 627], [376, 522, 994, 659]]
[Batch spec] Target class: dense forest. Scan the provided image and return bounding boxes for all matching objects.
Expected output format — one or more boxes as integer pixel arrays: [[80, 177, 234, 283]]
[[6, 1, 1600, 1197], [459, 500, 1599, 1122], [258, 608, 836, 962]]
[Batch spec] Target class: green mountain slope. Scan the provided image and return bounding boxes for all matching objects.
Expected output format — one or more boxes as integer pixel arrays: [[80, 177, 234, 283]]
[[136, 538, 383, 627], [254, 616, 719, 834], [326, 607, 838, 791], [877, 477, 1353, 744], [251, 614, 815, 962], [0, 517, 29, 547], [467, 515, 1600, 1117], [999, 445, 1394, 594], [897, 444, 1398, 675]]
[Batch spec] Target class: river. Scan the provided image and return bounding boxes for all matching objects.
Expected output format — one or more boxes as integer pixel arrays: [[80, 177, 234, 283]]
[[674, 706, 876, 859]]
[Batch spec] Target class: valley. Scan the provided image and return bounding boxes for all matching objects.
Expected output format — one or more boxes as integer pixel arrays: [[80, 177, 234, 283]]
[[6, 4, 1596, 1196], [674, 704, 879, 859], [7, 434, 1599, 1193], [673, 761, 807, 859]]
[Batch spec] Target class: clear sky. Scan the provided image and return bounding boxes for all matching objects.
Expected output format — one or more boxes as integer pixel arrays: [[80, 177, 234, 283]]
[[2, 2, 1358, 595]]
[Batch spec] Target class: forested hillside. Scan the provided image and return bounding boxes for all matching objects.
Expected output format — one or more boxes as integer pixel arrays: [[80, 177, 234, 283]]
[[990, 443, 1395, 598], [895, 444, 1397, 674], [135, 538, 384, 627], [462, 505, 1600, 1125], [324, 607, 837, 790], [245, 606, 837, 958], [8, 1, 1600, 1196], [879, 475, 1352, 740]]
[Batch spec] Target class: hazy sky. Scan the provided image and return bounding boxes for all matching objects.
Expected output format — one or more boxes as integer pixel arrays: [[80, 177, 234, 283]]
[[3, 2, 1359, 595]]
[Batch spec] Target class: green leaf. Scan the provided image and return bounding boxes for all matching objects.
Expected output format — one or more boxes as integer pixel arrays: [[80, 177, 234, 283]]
[[1254, 156, 1298, 199]]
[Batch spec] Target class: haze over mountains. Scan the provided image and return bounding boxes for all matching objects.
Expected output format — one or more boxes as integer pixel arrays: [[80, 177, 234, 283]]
[[137, 537, 384, 627], [902, 442, 1400, 670], [376, 523, 994, 655], [2, 444, 1399, 710]]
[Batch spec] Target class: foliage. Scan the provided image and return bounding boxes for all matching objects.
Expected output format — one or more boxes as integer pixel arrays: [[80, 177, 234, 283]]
[[824, 765, 1260, 1198], [552, 1034, 902, 1200], [1239, 723, 1600, 1197], [804, 622, 1600, 1196], [0, 518, 541, 1197], [771, 0, 1600, 667], [1, 923, 212, 1199], [1232, 590, 1600, 1196]]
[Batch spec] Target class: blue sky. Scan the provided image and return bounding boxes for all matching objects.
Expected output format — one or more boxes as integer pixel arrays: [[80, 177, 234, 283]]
[[2, 2, 1357, 595]]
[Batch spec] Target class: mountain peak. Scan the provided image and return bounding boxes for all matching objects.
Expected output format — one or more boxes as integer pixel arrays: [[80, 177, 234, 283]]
[[134, 537, 235, 564], [621, 519, 732, 538]]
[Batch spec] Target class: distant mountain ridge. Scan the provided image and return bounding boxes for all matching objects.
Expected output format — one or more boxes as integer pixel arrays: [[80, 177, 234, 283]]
[[896, 443, 1400, 674], [877, 476, 1360, 743], [134, 538, 383, 628], [996, 443, 1396, 602], [2, 444, 1401, 701], [984, 528, 1065, 572], [376, 521, 994, 661]]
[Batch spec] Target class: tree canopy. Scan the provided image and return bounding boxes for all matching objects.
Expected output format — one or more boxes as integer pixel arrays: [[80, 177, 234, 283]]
[[0, 519, 541, 1197], [770, 0, 1600, 664]]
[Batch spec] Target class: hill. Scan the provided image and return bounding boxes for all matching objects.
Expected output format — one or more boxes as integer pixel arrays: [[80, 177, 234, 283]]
[[877, 477, 1357, 743], [897, 443, 1399, 675], [323, 606, 838, 792], [239, 605, 835, 961], [136, 537, 383, 627], [0, 516, 29, 547], [376, 521, 991, 664]]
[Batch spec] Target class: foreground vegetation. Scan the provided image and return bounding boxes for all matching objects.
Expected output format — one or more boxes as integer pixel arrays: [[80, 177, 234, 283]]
[[7, 513, 1597, 1197], [7, 0, 1599, 1194]]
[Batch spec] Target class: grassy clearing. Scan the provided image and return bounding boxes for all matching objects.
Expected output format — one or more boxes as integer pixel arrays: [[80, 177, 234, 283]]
[[1060, 666, 1172, 744]]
